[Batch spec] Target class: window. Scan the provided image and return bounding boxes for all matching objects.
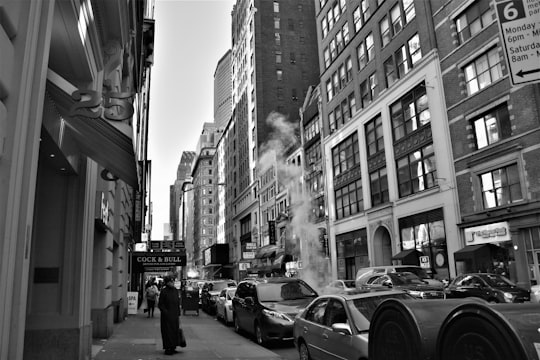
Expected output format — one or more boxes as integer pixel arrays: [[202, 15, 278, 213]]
[[481, 164, 522, 208], [336, 29, 344, 52], [365, 115, 384, 157], [275, 51, 282, 64], [357, 42, 367, 70], [335, 179, 364, 219], [274, 1, 279, 12], [334, 105, 342, 127], [277, 87, 283, 100], [390, 4, 403, 35], [275, 33, 281, 46], [369, 73, 378, 100], [339, 64, 347, 88], [455, 2, 493, 44], [370, 168, 389, 206], [330, 39, 337, 60], [361, 0, 371, 22], [408, 34, 422, 65], [380, 16, 390, 47], [348, 92, 357, 117], [402, 0, 416, 23], [464, 47, 503, 95], [324, 48, 331, 68], [288, 18, 294, 31], [360, 79, 370, 108], [366, 33, 374, 61], [326, 79, 334, 101], [346, 57, 353, 81], [274, 18, 280, 29], [391, 83, 430, 141], [353, 6, 362, 32], [322, 17, 329, 38], [327, 8, 335, 29], [290, 52, 296, 63], [329, 111, 336, 132], [396, 143, 437, 197], [395, 45, 410, 78], [342, 22, 350, 44], [384, 57, 397, 88], [303, 117, 320, 142], [333, 71, 340, 92], [332, 132, 360, 177], [341, 98, 350, 122], [276, 69, 283, 81], [472, 104, 511, 149]]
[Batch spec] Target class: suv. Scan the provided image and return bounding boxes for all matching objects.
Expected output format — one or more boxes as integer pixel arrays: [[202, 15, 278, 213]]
[[355, 265, 444, 289], [232, 278, 318, 346], [201, 280, 237, 314]]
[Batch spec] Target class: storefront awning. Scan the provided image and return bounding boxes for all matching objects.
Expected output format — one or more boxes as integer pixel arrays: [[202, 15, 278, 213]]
[[392, 249, 423, 261], [45, 69, 139, 188], [454, 244, 496, 261]]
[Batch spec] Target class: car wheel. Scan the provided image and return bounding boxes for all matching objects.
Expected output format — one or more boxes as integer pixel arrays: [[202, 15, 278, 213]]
[[299, 341, 311, 360], [255, 323, 266, 346]]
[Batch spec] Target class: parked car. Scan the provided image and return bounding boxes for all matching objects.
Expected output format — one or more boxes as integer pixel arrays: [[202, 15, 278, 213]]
[[216, 287, 236, 325], [366, 272, 445, 299], [531, 284, 540, 303], [322, 280, 356, 295], [355, 265, 444, 288], [444, 273, 530, 303], [232, 277, 318, 346], [293, 290, 414, 360], [201, 280, 237, 314]]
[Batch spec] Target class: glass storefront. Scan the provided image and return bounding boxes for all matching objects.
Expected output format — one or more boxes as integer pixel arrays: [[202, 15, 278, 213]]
[[336, 228, 368, 279], [398, 208, 449, 281]]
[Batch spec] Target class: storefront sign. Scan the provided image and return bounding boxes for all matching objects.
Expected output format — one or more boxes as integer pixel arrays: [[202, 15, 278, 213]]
[[464, 222, 511, 245], [245, 242, 257, 250], [127, 292, 138, 315], [238, 262, 251, 271], [243, 251, 255, 259], [131, 251, 186, 272], [419, 256, 431, 269]]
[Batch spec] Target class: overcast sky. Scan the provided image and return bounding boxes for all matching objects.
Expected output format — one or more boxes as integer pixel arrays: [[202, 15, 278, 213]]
[[148, 0, 236, 239]]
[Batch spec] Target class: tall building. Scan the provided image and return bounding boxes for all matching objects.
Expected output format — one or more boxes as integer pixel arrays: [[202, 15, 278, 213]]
[[316, 0, 460, 281], [433, 0, 540, 287], [214, 50, 233, 128], [170, 151, 196, 240], [0, 1, 154, 358], [224, 0, 321, 280]]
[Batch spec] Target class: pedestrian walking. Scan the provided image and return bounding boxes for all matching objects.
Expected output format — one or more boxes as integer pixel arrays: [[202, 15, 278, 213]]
[[158, 276, 182, 355], [145, 279, 159, 317]]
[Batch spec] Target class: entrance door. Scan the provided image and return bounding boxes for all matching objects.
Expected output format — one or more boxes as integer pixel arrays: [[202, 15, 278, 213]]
[[530, 251, 540, 285]]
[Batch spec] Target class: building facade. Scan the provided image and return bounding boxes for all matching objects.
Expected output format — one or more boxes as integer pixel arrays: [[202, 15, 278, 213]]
[[214, 50, 233, 128], [170, 151, 196, 240], [433, 0, 540, 288], [226, 0, 321, 280], [0, 1, 154, 359], [316, 0, 460, 281]]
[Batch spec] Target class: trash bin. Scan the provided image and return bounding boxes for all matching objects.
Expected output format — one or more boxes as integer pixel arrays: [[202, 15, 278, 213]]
[[181, 287, 199, 315], [437, 302, 540, 360]]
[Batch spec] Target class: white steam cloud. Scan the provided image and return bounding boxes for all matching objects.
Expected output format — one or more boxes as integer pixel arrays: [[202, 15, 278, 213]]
[[258, 112, 331, 293]]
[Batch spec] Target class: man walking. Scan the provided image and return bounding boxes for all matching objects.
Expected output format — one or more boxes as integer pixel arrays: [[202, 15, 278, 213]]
[[158, 276, 181, 355]]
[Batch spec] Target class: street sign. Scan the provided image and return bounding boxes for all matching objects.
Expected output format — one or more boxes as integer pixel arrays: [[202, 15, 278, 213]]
[[150, 241, 161, 250], [420, 256, 431, 269], [495, 0, 540, 86]]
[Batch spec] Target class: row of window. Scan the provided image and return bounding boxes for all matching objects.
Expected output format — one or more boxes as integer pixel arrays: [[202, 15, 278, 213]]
[[326, 57, 353, 101], [321, 0, 347, 38]]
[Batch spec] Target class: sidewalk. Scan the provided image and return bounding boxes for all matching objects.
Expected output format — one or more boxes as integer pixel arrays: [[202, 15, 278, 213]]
[[92, 306, 286, 360]]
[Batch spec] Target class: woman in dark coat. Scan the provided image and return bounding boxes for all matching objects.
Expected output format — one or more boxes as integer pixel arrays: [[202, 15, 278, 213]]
[[158, 276, 181, 355]]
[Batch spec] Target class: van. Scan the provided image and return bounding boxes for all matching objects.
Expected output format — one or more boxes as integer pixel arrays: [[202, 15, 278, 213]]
[[355, 265, 444, 288]]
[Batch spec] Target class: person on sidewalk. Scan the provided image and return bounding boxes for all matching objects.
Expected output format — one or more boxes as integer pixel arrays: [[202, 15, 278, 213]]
[[145, 279, 159, 318], [158, 276, 181, 355]]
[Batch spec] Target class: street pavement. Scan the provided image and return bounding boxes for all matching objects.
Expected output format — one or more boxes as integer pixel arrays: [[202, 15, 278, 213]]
[[92, 306, 293, 360]]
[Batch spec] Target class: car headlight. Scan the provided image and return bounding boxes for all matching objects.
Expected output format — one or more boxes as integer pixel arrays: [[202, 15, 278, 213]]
[[503, 292, 514, 302], [407, 290, 423, 298], [262, 309, 293, 322]]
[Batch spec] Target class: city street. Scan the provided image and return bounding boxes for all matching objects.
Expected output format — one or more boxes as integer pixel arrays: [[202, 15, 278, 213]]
[[92, 307, 298, 360]]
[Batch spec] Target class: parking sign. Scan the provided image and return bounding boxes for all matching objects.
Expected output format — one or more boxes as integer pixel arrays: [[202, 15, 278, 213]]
[[495, 0, 540, 86]]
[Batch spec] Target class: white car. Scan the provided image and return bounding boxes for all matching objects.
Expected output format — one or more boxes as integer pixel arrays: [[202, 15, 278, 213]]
[[216, 287, 236, 325]]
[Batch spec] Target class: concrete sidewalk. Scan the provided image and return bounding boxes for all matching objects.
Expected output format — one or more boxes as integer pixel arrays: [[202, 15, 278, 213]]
[[92, 307, 286, 360]]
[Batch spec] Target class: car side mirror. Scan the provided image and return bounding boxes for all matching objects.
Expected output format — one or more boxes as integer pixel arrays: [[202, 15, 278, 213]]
[[245, 296, 254, 305], [331, 323, 352, 335]]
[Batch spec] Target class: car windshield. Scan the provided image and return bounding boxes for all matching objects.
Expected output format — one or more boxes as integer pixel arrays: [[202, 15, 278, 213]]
[[349, 293, 414, 331], [257, 281, 317, 302], [388, 272, 426, 285], [479, 274, 515, 287], [395, 267, 430, 279]]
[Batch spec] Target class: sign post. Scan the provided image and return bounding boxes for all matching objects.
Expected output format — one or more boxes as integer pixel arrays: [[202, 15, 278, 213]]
[[127, 292, 138, 314], [495, 0, 540, 86]]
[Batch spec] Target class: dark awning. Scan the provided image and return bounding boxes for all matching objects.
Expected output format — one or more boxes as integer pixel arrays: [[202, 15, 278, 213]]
[[45, 70, 139, 188], [454, 244, 496, 261], [392, 249, 423, 260]]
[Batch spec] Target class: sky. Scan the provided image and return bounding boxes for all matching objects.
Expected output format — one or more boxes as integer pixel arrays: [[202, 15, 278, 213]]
[[148, 0, 236, 239]]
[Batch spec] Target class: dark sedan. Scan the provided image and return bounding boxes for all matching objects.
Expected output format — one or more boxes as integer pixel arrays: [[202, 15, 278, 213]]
[[367, 272, 445, 299], [444, 273, 530, 303]]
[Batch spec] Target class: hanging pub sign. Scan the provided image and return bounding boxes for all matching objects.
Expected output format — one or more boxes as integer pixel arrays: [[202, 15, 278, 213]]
[[131, 251, 186, 273]]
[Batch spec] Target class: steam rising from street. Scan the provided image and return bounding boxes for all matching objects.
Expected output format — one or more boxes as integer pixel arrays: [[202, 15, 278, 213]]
[[258, 112, 331, 292]]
